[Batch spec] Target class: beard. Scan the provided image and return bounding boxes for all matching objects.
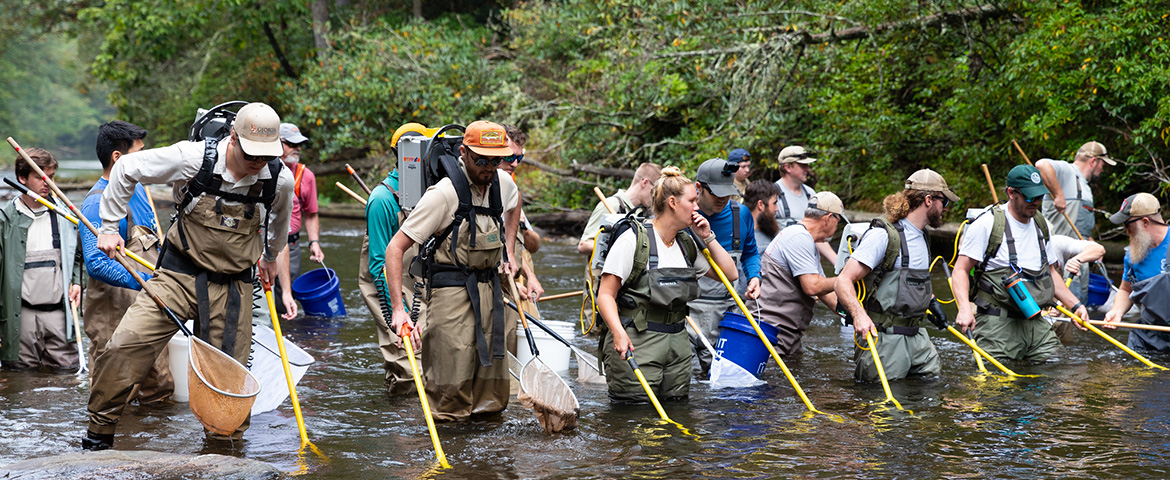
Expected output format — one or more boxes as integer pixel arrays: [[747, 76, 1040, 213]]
[[283, 151, 300, 164], [927, 207, 944, 229], [1130, 225, 1157, 264], [757, 211, 780, 238]]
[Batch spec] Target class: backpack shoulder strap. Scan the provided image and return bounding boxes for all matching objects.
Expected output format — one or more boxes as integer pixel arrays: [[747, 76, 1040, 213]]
[[730, 202, 741, 252], [624, 220, 652, 291], [871, 218, 901, 274], [979, 207, 1007, 273], [679, 229, 699, 265]]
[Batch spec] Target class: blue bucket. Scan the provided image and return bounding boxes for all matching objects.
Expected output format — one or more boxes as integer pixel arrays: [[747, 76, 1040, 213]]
[[291, 268, 346, 317], [1087, 273, 1110, 307], [715, 311, 780, 378]]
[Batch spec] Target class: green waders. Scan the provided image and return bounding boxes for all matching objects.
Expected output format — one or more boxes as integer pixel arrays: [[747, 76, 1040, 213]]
[[600, 224, 700, 402], [17, 225, 76, 370], [854, 220, 940, 382]]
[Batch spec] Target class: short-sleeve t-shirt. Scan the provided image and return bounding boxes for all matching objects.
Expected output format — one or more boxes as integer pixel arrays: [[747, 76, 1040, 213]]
[[773, 181, 815, 223], [1043, 160, 1093, 203], [765, 224, 823, 277], [852, 218, 930, 271], [1048, 234, 1092, 270], [400, 160, 519, 245], [1123, 232, 1170, 284], [601, 227, 711, 283], [958, 206, 1058, 271]]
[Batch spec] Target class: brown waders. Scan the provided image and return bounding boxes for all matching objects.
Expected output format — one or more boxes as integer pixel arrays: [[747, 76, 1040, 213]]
[[358, 236, 425, 395], [756, 252, 816, 356], [84, 222, 172, 403], [88, 190, 262, 442]]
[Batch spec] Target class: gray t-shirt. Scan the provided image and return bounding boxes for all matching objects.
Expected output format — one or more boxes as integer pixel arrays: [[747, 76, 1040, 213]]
[[852, 218, 930, 271], [959, 206, 1058, 271], [1042, 159, 1093, 203], [773, 181, 815, 225], [765, 224, 823, 277]]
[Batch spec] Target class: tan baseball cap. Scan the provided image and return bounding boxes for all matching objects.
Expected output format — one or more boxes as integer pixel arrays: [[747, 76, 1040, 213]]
[[905, 169, 960, 202], [232, 103, 283, 157], [808, 191, 845, 220], [463, 120, 511, 156], [1076, 141, 1116, 166], [1110, 193, 1161, 224], [778, 145, 817, 164]]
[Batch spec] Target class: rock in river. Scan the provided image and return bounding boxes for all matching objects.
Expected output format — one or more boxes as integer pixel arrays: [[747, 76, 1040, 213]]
[[0, 450, 281, 479]]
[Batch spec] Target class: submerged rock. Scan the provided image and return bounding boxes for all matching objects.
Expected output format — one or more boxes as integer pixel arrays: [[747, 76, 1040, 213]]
[[0, 450, 281, 480]]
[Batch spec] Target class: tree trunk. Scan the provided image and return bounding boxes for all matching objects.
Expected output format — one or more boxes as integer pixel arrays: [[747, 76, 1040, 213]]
[[413, 0, 422, 19], [312, 0, 330, 62]]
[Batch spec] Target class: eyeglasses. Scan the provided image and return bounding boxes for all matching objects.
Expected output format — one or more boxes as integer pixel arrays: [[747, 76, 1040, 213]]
[[1023, 194, 1044, 203], [1124, 216, 1146, 227], [242, 151, 277, 164], [931, 195, 951, 208], [282, 140, 303, 149], [466, 151, 504, 167], [501, 153, 524, 164]]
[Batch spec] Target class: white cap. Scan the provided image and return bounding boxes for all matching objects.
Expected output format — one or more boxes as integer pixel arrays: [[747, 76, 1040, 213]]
[[232, 103, 283, 157]]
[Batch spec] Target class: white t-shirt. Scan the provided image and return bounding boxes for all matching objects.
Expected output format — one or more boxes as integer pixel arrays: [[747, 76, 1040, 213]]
[[602, 228, 710, 283], [14, 198, 55, 252], [959, 206, 1058, 271], [852, 218, 930, 271], [1048, 234, 1092, 269]]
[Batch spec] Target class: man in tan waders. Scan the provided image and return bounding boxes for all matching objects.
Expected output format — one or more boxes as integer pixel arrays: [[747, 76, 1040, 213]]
[[386, 120, 521, 421], [79, 121, 172, 401], [84, 102, 294, 450]]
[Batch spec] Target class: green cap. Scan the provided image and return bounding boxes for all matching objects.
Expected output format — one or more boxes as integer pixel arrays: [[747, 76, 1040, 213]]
[[1005, 164, 1048, 198]]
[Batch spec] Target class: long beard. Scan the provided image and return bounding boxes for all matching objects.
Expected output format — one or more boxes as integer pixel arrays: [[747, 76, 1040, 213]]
[[757, 212, 780, 238], [1130, 226, 1156, 264]]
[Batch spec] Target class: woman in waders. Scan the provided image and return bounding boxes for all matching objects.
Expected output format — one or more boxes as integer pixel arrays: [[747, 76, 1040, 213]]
[[593, 167, 738, 402]]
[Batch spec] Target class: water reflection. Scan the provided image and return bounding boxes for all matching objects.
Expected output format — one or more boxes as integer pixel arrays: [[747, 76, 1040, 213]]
[[2, 217, 1170, 479]]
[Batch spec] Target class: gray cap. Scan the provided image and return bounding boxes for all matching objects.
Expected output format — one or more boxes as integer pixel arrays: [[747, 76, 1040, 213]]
[[695, 158, 741, 198], [279, 122, 309, 144]]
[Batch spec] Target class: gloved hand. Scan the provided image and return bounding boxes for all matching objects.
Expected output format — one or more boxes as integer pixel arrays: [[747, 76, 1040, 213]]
[[926, 297, 948, 330], [837, 306, 854, 326]]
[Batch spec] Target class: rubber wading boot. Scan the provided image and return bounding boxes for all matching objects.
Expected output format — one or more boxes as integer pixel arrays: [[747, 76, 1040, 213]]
[[82, 430, 114, 451]]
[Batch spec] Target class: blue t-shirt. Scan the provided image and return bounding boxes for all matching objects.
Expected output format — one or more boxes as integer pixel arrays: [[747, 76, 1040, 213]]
[[1123, 232, 1170, 284], [699, 201, 761, 281], [80, 179, 158, 289]]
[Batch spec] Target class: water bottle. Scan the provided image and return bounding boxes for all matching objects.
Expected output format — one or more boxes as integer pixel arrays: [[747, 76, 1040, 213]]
[[1003, 270, 1041, 319]]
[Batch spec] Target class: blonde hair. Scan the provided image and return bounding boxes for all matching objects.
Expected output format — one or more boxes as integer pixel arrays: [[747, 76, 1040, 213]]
[[633, 162, 663, 184], [883, 189, 933, 222], [651, 166, 693, 216]]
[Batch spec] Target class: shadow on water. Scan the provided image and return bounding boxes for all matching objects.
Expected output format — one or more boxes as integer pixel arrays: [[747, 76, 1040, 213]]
[[3, 217, 1170, 478]]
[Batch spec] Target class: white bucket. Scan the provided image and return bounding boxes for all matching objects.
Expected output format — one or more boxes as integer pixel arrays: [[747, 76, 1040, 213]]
[[167, 321, 195, 403], [515, 321, 576, 374]]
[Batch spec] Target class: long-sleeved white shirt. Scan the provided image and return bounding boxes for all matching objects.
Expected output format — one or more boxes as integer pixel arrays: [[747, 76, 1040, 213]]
[[99, 139, 295, 262]]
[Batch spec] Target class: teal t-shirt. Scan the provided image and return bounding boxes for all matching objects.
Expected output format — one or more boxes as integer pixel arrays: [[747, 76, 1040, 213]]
[[366, 170, 403, 288]]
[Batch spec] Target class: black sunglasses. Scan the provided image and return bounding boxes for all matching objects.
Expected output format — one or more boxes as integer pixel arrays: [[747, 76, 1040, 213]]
[[466, 150, 504, 167], [242, 151, 277, 164], [931, 195, 951, 208]]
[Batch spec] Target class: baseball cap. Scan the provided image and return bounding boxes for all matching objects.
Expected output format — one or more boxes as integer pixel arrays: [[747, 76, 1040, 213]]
[[1110, 193, 1161, 225], [1077, 141, 1116, 166], [778, 145, 816, 164], [232, 103, 283, 157], [695, 158, 741, 198], [1005, 164, 1049, 199], [808, 191, 846, 221], [463, 120, 511, 156], [905, 169, 960, 202], [279, 123, 309, 144], [728, 148, 751, 164]]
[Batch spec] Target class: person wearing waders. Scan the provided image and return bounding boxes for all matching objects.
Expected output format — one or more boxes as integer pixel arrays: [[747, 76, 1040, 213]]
[[836, 170, 958, 381], [385, 120, 522, 421], [952, 165, 1088, 364], [594, 167, 737, 402], [0, 148, 82, 371], [1102, 193, 1170, 351], [756, 192, 844, 357], [1036, 141, 1115, 333], [272, 122, 320, 317], [688, 158, 761, 378], [83, 102, 294, 450], [773, 145, 837, 265], [577, 163, 661, 255], [499, 124, 544, 301], [79, 121, 173, 401]]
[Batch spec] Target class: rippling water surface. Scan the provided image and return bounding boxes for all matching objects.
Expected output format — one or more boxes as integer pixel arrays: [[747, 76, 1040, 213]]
[[2, 217, 1169, 479]]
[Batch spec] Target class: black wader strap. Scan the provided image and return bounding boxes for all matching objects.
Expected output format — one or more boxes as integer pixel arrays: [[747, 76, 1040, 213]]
[[462, 268, 506, 366], [731, 203, 741, 252], [49, 209, 60, 249], [647, 224, 658, 269]]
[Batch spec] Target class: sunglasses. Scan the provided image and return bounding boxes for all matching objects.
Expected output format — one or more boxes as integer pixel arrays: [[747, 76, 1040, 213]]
[[931, 195, 951, 208], [282, 140, 304, 149], [1023, 194, 1044, 203], [242, 151, 277, 164], [1124, 216, 1147, 227], [501, 153, 524, 164], [466, 151, 505, 167]]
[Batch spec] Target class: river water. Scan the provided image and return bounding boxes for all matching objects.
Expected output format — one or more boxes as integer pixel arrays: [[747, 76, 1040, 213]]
[[2, 216, 1169, 479]]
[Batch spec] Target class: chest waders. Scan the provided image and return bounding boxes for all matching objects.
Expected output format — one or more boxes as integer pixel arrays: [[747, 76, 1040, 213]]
[[777, 183, 814, 229], [971, 209, 1055, 319], [21, 209, 65, 309], [757, 224, 817, 354], [862, 220, 934, 335], [159, 138, 282, 357], [611, 224, 701, 334], [419, 155, 508, 368]]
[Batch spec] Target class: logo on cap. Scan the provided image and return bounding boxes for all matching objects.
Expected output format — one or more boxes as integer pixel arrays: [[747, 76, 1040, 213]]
[[479, 131, 505, 147], [251, 124, 278, 137], [1030, 172, 1041, 184]]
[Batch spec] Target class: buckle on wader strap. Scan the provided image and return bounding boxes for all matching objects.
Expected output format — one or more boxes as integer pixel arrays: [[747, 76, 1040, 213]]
[[430, 266, 506, 367], [619, 316, 686, 334], [973, 297, 1002, 317], [159, 241, 253, 356]]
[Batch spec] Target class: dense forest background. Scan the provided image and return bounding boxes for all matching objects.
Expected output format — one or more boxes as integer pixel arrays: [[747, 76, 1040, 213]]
[[2, 0, 1168, 232]]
